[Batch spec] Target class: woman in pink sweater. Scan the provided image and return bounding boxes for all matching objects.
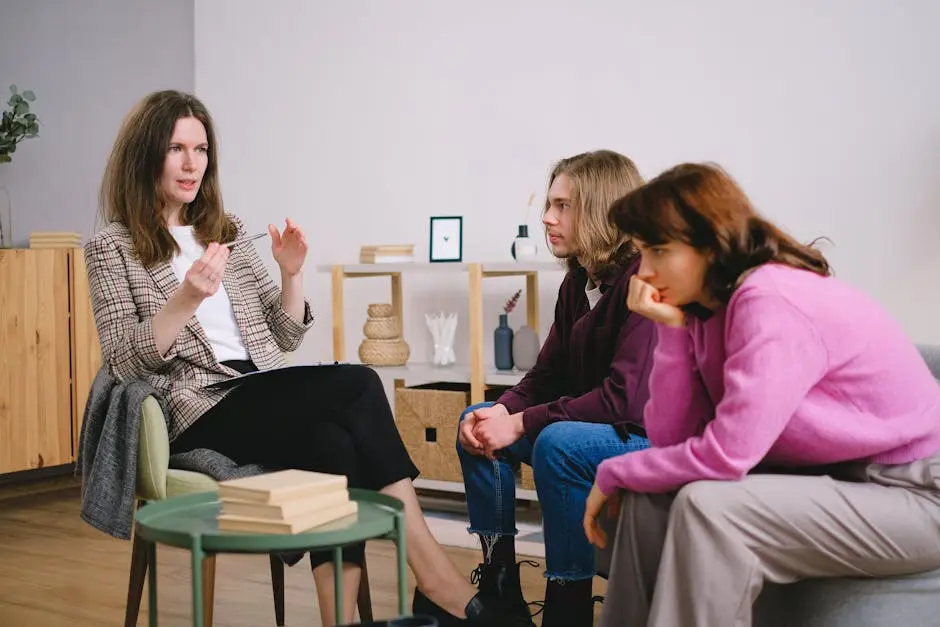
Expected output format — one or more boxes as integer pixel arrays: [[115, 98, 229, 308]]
[[584, 162, 940, 627]]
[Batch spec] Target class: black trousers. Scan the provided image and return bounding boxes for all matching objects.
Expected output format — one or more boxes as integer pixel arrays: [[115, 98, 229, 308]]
[[170, 363, 419, 568]]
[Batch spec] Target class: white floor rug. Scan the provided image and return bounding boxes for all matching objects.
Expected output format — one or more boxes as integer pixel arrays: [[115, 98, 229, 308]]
[[424, 510, 545, 559]]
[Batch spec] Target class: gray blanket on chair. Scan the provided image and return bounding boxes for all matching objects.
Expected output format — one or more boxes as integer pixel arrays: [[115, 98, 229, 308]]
[[75, 368, 264, 541]]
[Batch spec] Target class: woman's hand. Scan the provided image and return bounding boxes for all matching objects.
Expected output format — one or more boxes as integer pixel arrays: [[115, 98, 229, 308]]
[[155, 242, 229, 356], [583, 481, 621, 549], [269, 218, 308, 276], [179, 242, 229, 305], [627, 276, 686, 328]]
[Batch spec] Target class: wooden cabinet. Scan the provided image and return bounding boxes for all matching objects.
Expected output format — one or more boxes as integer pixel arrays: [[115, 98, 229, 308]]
[[0, 248, 100, 475]]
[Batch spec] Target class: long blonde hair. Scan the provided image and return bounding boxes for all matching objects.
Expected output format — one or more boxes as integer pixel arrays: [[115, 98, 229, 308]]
[[546, 150, 645, 279]]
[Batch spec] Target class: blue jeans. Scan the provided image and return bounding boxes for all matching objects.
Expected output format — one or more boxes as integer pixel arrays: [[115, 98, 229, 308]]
[[456, 401, 650, 581]]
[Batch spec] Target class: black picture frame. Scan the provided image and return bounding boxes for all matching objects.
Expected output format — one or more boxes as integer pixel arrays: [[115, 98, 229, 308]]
[[428, 216, 463, 263]]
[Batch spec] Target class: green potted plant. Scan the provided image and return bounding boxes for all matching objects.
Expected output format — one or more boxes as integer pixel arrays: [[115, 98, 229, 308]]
[[0, 84, 40, 163], [0, 84, 41, 247]]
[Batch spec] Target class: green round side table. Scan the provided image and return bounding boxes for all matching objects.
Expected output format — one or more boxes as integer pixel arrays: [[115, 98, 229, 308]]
[[134, 488, 407, 627]]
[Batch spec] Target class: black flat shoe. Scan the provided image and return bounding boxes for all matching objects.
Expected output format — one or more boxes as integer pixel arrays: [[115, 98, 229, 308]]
[[412, 588, 533, 627]]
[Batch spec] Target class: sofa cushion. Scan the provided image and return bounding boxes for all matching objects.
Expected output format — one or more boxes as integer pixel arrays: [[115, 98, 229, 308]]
[[753, 569, 940, 626]]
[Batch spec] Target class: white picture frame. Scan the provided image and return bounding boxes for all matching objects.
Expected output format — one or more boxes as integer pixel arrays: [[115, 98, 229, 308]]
[[429, 216, 463, 262]]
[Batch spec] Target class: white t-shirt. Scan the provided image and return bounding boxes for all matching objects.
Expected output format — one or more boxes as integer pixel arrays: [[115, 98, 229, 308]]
[[585, 277, 603, 310], [169, 226, 250, 363]]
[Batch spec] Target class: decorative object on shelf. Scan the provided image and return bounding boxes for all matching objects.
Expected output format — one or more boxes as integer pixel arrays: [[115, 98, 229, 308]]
[[359, 244, 414, 264], [428, 215, 463, 262], [511, 192, 538, 261], [511, 224, 538, 261], [495, 289, 521, 371], [512, 324, 539, 371], [425, 312, 458, 367], [359, 303, 410, 366], [363, 305, 400, 339]]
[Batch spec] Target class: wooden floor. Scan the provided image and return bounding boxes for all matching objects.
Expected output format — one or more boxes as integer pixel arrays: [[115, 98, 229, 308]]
[[0, 484, 606, 626]]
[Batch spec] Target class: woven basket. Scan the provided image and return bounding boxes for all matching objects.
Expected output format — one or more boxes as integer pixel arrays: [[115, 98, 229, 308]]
[[363, 316, 400, 340], [359, 337, 410, 366], [367, 303, 394, 318]]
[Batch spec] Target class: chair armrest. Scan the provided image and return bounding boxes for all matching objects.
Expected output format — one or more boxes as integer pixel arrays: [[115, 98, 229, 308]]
[[137, 395, 170, 501]]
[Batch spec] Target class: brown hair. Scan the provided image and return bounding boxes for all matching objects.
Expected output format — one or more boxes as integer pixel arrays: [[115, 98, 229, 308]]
[[545, 149, 645, 280], [609, 162, 831, 304], [99, 89, 235, 267]]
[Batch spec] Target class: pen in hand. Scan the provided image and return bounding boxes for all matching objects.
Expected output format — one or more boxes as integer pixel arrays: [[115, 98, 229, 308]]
[[225, 232, 269, 249]]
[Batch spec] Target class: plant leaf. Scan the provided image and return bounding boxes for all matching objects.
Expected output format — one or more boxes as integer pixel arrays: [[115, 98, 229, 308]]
[[0, 154, 12, 163], [14, 102, 27, 116], [9, 84, 16, 94], [22, 90, 35, 101]]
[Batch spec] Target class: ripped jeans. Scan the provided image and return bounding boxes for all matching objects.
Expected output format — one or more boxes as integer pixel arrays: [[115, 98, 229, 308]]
[[456, 402, 650, 581]]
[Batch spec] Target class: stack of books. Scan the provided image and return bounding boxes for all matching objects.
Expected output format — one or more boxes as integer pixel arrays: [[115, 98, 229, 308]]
[[29, 231, 82, 249], [216, 469, 359, 534], [359, 244, 415, 264]]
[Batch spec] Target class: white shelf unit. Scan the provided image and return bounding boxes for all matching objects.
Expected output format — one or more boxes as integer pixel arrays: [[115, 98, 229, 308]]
[[317, 260, 564, 501]]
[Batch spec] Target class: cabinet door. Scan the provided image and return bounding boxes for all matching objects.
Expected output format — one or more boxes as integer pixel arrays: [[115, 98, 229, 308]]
[[69, 249, 101, 460], [0, 250, 73, 473]]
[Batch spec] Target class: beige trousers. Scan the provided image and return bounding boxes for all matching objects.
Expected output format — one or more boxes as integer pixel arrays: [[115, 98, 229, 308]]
[[596, 453, 940, 627]]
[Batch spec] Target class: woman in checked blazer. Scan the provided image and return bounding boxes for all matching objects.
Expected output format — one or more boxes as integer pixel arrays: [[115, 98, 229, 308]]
[[85, 90, 519, 627]]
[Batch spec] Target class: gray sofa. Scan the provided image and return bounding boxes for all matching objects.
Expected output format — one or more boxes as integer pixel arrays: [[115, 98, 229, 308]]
[[751, 343, 940, 626], [596, 344, 940, 626]]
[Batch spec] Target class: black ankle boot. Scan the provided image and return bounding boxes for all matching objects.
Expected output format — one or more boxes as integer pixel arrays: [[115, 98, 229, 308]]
[[470, 561, 535, 625], [540, 578, 594, 627], [411, 588, 533, 627]]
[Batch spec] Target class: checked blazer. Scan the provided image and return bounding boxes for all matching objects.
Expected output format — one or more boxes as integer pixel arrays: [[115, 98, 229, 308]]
[[84, 214, 314, 441]]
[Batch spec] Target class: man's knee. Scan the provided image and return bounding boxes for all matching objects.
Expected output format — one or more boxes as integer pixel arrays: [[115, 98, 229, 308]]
[[531, 422, 580, 476]]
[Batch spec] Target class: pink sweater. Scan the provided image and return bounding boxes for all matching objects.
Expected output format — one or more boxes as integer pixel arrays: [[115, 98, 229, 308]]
[[596, 263, 940, 495]]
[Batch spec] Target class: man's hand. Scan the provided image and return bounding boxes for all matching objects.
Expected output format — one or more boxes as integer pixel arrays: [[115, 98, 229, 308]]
[[458, 403, 509, 455], [474, 411, 526, 460]]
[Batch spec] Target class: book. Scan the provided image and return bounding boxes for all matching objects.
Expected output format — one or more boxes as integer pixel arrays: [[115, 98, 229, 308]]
[[29, 230, 83, 249], [359, 244, 415, 264], [218, 499, 359, 534], [217, 469, 348, 505], [220, 488, 350, 520]]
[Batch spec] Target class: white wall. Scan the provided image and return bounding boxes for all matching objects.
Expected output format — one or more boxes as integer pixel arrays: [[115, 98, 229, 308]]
[[0, 0, 195, 245], [194, 0, 940, 368]]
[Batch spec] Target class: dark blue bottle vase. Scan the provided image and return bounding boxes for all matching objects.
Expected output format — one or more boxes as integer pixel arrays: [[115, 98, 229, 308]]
[[494, 313, 514, 371]]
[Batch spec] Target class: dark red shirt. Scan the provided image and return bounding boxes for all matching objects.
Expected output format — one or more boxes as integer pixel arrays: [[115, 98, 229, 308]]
[[497, 256, 656, 441]]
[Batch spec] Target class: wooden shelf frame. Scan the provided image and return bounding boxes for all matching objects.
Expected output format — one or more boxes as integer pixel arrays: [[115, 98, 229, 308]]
[[322, 261, 562, 402]]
